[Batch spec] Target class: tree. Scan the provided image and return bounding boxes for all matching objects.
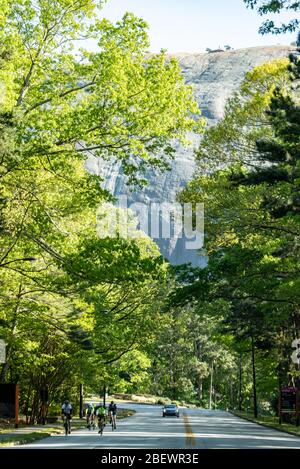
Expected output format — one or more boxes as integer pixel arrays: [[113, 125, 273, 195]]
[[193, 58, 290, 173], [243, 0, 300, 34], [176, 54, 300, 416], [0, 1, 203, 419], [1, 1, 203, 280]]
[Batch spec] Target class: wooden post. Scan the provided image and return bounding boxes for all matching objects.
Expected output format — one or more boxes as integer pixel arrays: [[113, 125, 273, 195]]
[[15, 384, 19, 428]]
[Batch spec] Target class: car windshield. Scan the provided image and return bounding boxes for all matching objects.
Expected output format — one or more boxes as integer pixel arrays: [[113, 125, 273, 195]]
[[166, 405, 176, 408]]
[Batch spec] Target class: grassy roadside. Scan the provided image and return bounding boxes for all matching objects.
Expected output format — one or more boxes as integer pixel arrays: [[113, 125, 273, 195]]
[[117, 408, 136, 419], [111, 393, 197, 408], [0, 419, 87, 447], [232, 411, 300, 438], [0, 427, 64, 447]]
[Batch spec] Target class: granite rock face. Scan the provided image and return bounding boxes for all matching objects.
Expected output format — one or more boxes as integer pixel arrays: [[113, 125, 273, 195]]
[[86, 46, 292, 266]]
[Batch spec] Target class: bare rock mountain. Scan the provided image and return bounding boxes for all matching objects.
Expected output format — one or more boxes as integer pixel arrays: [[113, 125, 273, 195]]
[[87, 45, 292, 266]]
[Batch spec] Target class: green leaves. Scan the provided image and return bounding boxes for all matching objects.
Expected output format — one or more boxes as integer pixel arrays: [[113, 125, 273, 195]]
[[1, 0, 202, 417], [243, 0, 300, 34], [2, 6, 202, 182], [176, 54, 300, 410]]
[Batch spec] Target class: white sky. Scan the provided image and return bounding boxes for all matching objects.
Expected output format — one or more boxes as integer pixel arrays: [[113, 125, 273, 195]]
[[99, 0, 297, 53]]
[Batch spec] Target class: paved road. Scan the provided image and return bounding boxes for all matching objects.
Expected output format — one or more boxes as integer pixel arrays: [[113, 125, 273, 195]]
[[19, 404, 300, 449]]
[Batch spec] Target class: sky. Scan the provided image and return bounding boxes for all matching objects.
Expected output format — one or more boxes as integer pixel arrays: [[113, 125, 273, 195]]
[[99, 0, 297, 53]]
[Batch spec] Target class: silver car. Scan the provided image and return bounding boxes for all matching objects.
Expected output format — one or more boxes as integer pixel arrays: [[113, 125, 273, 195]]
[[162, 404, 179, 417]]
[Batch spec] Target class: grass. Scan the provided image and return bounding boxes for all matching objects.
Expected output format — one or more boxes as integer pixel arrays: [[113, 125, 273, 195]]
[[232, 411, 300, 438], [117, 408, 136, 419], [0, 418, 87, 447], [111, 393, 196, 408], [0, 428, 63, 447]]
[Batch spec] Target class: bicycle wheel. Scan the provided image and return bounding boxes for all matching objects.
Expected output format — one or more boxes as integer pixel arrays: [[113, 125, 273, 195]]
[[87, 416, 91, 430], [64, 419, 68, 436], [98, 418, 104, 435]]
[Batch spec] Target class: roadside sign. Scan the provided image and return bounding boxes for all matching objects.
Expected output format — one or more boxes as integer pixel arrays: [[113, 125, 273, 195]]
[[0, 340, 5, 364], [280, 387, 296, 412], [279, 386, 300, 425]]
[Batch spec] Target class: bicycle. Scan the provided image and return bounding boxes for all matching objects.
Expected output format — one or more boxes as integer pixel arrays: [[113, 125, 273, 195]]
[[63, 415, 72, 436], [109, 411, 117, 431], [98, 415, 106, 435], [87, 414, 95, 430]]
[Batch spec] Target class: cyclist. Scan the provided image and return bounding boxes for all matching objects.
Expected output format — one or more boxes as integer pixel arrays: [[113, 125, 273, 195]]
[[95, 403, 106, 434], [108, 401, 117, 430], [85, 402, 95, 429], [61, 400, 72, 434]]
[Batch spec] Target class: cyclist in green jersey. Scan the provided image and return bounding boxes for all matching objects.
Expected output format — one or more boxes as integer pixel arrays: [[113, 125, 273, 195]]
[[95, 403, 106, 434]]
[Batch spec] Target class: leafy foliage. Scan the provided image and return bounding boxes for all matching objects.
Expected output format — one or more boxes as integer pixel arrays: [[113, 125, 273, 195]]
[[177, 54, 300, 415], [0, 0, 202, 421], [244, 0, 300, 34]]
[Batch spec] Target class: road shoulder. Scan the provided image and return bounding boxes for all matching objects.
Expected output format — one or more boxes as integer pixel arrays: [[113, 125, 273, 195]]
[[230, 411, 300, 439]]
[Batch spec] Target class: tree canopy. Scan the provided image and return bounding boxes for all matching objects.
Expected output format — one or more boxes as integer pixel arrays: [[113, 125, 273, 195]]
[[244, 0, 300, 34], [0, 0, 203, 421], [176, 53, 300, 416]]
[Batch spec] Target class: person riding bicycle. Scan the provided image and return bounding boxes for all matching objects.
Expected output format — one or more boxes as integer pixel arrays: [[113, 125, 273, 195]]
[[108, 401, 117, 430], [85, 402, 95, 428], [61, 400, 72, 434], [95, 403, 106, 434]]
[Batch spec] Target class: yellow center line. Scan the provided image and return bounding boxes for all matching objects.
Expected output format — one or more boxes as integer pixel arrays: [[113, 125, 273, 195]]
[[183, 413, 196, 447]]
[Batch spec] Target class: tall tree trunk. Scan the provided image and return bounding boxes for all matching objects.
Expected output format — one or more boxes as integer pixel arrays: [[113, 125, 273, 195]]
[[0, 362, 9, 384], [239, 353, 243, 411], [23, 384, 32, 424], [30, 391, 40, 425], [195, 339, 203, 404], [79, 383, 84, 418], [229, 380, 234, 409], [251, 336, 258, 418], [103, 384, 106, 408], [0, 284, 22, 383], [197, 375, 203, 403], [209, 362, 214, 410]]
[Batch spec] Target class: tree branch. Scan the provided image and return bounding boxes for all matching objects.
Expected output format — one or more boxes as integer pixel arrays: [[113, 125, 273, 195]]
[[25, 77, 98, 114]]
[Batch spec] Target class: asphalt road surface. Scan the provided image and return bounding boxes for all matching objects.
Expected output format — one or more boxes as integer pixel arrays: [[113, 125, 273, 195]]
[[19, 404, 300, 449]]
